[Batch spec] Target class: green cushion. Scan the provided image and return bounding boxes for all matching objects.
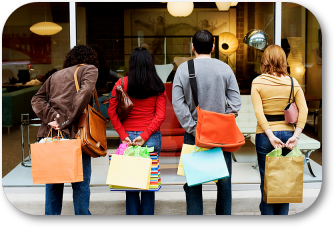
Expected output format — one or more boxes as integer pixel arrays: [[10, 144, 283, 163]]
[[2, 85, 42, 126]]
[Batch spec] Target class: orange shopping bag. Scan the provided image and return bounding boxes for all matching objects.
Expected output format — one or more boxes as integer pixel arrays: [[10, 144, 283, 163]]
[[31, 129, 83, 184]]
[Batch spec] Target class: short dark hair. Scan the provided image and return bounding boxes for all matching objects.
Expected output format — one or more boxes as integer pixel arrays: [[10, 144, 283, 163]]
[[63, 45, 99, 69], [127, 47, 165, 99], [192, 30, 214, 54]]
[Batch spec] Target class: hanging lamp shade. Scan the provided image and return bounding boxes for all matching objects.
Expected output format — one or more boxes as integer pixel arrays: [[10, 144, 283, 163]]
[[215, 2, 231, 11], [30, 22, 62, 36], [167, 2, 194, 17], [231, 2, 238, 7], [219, 32, 239, 54]]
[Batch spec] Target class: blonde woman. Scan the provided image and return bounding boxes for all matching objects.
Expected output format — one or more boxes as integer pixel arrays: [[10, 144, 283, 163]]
[[251, 44, 308, 215]]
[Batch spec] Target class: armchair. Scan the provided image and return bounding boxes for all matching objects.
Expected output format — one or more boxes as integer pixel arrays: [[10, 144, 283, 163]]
[[160, 83, 184, 157]]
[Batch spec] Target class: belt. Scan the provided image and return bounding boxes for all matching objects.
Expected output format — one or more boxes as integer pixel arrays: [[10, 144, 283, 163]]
[[265, 115, 285, 122]]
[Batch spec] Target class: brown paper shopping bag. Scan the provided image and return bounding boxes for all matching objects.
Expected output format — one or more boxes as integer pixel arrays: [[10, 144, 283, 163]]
[[263, 147, 304, 204], [31, 136, 83, 184], [106, 155, 152, 190]]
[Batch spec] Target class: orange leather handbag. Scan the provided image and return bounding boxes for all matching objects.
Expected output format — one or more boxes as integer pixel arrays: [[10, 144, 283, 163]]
[[188, 60, 245, 152]]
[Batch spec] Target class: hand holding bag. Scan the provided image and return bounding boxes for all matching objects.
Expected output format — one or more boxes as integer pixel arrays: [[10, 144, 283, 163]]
[[284, 76, 299, 124], [101, 77, 134, 122], [74, 64, 107, 158]]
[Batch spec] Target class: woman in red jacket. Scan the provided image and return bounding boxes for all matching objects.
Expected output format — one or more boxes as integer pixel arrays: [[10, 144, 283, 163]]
[[108, 47, 166, 215]]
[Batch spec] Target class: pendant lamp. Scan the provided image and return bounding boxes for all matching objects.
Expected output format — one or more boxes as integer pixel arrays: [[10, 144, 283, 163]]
[[30, 22, 62, 36], [30, 3, 62, 36], [167, 2, 194, 17], [231, 2, 238, 7], [215, 2, 231, 11]]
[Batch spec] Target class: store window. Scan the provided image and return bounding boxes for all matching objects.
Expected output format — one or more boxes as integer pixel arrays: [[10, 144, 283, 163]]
[[2, 2, 70, 89], [282, 2, 322, 139]]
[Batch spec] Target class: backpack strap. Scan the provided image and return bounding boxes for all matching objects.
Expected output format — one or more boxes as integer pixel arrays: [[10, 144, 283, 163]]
[[187, 59, 199, 107]]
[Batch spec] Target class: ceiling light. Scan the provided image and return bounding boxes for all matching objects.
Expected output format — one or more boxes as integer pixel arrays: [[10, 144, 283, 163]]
[[167, 2, 194, 17], [216, 2, 231, 11]]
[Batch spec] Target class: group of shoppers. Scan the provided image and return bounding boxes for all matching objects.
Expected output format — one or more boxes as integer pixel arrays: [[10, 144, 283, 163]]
[[31, 29, 308, 216]]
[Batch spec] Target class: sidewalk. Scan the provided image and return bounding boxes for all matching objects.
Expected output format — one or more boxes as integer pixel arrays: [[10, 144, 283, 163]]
[[3, 183, 321, 215]]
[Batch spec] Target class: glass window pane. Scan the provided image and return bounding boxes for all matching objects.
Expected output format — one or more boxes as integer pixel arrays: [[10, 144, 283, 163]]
[[2, 2, 70, 86]]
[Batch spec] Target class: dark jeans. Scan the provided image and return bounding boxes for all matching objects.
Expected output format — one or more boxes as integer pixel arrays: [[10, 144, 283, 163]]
[[255, 131, 294, 215], [125, 131, 161, 215], [45, 145, 92, 215], [183, 132, 232, 215]]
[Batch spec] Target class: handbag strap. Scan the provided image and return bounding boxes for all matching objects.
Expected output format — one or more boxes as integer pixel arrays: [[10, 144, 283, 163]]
[[74, 64, 101, 113], [288, 76, 295, 103], [187, 59, 199, 107]]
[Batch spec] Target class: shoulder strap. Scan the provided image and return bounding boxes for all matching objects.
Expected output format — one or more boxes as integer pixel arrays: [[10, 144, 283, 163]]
[[121, 77, 125, 89], [74, 64, 101, 113], [288, 76, 295, 103], [187, 59, 199, 107]]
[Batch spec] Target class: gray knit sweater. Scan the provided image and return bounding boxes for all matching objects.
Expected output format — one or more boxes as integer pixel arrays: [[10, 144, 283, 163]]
[[172, 58, 241, 136]]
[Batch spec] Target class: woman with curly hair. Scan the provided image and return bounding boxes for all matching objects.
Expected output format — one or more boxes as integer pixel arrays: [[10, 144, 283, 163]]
[[31, 45, 99, 215]]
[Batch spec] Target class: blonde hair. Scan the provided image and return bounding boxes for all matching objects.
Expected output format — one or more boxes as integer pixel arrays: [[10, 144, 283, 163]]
[[260, 44, 289, 76]]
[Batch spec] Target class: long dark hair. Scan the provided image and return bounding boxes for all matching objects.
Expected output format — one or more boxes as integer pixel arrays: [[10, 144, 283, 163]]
[[63, 45, 99, 69], [127, 47, 165, 99]]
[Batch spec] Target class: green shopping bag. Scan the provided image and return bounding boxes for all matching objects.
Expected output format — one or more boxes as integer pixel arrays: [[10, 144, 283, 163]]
[[123, 146, 154, 158]]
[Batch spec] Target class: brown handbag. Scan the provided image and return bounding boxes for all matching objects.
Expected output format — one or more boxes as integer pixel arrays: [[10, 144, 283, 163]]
[[102, 77, 134, 122], [74, 65, 108, 158]]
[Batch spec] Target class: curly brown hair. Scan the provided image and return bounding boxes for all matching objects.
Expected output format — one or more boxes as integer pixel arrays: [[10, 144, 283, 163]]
[[63, 45, 99, 69]]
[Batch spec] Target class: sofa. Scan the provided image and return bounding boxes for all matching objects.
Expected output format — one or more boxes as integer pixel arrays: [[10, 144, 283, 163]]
[[2, 85, 42, 131], [160, 83, 184, 157]]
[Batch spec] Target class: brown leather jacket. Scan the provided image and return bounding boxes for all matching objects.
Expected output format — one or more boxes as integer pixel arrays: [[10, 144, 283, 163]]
[[31, 64, 98, 139]]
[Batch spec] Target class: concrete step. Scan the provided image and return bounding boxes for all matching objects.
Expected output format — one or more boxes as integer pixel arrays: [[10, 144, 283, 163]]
[[3, 184, 321, 215]]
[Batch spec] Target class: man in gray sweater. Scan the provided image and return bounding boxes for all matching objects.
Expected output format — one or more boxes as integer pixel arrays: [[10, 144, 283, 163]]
[[172, 30, 241, 215]]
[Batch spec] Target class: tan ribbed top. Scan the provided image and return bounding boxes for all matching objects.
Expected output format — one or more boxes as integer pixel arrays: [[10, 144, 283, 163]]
[[251, 74, 308, 134]]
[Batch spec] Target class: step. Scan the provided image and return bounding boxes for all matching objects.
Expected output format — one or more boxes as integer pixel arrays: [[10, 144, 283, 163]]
[[3, 183, 321, 215]]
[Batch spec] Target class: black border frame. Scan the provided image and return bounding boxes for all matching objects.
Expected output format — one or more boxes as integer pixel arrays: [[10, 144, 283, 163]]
[[0, 0, 334, 227]]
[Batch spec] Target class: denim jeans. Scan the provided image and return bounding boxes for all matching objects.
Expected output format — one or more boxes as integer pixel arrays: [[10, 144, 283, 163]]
[[125, 130, 161, 215], [183, 132, 232, 215], [45, 140, 92, 215], [255, 131, 294, 215]]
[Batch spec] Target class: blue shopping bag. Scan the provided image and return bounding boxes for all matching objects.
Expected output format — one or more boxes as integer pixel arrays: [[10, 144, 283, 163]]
[[181, 147, 229, 187]]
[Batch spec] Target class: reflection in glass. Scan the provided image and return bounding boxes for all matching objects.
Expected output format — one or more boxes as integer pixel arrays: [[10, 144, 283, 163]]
[[243, 29, 269, 50]]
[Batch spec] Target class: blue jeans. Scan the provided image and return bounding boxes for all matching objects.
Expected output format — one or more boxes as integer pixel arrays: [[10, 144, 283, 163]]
[[255, 131, 294, 215], [183, 132, 232, 215], [45, 145, 92, 215], [125, 131, 161, 215]]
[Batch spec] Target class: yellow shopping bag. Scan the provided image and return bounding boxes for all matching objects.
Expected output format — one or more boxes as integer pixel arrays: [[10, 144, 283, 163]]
[[106, 155, 152, 190]]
